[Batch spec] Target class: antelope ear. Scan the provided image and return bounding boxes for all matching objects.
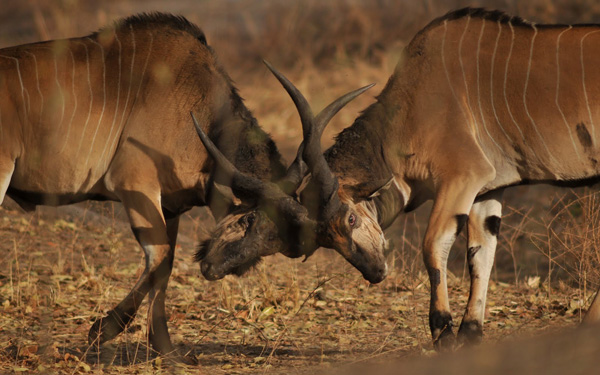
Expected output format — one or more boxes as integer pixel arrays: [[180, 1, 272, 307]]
[[348, 177, 395, 200]]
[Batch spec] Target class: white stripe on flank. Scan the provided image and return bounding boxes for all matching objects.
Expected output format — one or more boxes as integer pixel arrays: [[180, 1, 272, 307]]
[[0, 55, 28, 119], [25, 51, 44, 125], [503, 20, 526, 141], [75, 41, 94, 158], [476, 19, 505, 155], [38, 46, 66, 129], [555, 26, 581, 159], [85, 37, 107, 166], [523, 24, 558, 165], [108, 28, 154, 161], [489, 20, 512, 144], [458, 16, 484, 145], [99, 31, 122, 170], [580, 29, 600, 144], [60, 49, 78, 153], [107, 25, 136, 166], [53, 50, 66, 128], [441, 21, 469, 124]]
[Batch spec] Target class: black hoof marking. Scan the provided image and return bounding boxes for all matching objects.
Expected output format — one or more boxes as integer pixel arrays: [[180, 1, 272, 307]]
[[458, 319, 483, 345], [88, 309, 134, 345], [434, 327, 456, 350], [430, 310, 455, 350]]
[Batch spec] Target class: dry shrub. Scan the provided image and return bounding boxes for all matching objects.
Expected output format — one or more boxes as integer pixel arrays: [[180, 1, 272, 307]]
[[544, 190, 600, 295]]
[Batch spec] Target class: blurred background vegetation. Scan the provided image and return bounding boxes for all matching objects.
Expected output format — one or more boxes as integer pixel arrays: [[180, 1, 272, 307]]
[[2, 0, 600, 289]]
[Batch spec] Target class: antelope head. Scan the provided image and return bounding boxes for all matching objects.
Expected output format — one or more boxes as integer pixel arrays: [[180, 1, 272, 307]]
[[194, 63, 388, 283]]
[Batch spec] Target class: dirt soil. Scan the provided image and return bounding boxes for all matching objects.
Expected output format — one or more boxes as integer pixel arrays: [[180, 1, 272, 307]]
[[0, 201, 586, 374]]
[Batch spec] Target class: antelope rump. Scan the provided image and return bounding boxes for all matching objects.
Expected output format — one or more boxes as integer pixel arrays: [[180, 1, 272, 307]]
[[196, 7, 600, 348]]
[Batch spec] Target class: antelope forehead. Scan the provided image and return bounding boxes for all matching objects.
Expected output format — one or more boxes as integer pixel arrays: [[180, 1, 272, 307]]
[[351, 224, 384, 251], [354, 201, 378, 221]]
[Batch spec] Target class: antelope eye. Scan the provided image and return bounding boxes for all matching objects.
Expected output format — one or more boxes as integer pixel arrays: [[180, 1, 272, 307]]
[[245, 213, 256, 226], [348, 214, 356, 227]]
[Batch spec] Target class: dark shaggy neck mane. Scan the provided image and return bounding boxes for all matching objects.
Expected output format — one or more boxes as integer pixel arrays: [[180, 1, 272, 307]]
[[325, 100, 393, 183], [97, 12, 208, 45]]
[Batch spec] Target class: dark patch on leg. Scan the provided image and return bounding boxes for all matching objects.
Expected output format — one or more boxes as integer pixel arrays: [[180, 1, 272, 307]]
[[467, 246, 481, 277], [429, 268, 441, 291], [577, 122, 593, 149], [458, 319, 483, 345], [467, 245, 481, 261], [429, 310, 455, 349], [484, 216, 501, 236], [455, 214, 469, 236]]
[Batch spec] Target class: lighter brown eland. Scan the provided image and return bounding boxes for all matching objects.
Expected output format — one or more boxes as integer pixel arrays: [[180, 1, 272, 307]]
[[196, 8, 600, 349]]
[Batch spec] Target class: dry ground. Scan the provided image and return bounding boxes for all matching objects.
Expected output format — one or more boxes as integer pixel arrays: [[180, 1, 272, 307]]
[[0, 201, 588, 374]]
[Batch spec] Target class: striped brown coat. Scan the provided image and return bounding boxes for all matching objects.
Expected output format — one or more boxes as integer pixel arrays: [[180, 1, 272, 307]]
[[196, 8, 600, 348], [0, 13, 290, 361]]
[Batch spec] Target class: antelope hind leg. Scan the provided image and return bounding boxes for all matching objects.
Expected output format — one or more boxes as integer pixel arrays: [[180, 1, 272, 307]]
[[458, 190, 503, 344]]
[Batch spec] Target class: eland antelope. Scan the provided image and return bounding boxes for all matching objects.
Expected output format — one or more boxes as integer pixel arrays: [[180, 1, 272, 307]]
[[0, 12, 339, 361], [195, 8, 600, 348]]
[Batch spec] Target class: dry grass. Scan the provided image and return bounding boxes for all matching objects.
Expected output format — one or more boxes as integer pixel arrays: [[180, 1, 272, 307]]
[[0, 203, 584, 374]]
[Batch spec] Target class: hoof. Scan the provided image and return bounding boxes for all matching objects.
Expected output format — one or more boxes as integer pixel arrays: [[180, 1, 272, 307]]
[[88, 309, 131, 345], [433, 327, 456, 351], [430, 310, 456, 351], [458, 320, 483, 345]]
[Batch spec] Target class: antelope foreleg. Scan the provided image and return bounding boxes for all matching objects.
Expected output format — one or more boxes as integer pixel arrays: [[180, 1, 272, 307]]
[[88, 189, 175, 357], [423, 174, 492, 349], [146, 215, 179, 358], [458, 190, 503, 344]]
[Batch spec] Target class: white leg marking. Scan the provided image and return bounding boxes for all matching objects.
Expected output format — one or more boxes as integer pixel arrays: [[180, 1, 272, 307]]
[[458, 16, 484, 145], [0, 55, 29, 120], [60, 48, 78, 154], [580, 29, 600, 144], [503, 20, 526, 141], [24, 51, 44, 125], [75, 41, 94, 158], [441, 20, 470, 124], [476, 19, 505, 155], [85, 37, 108, 166], [489, 21, 512, 144], [98, 31, 122, 170], [555, 26, 581, 159], [523, 25, 559, 166]]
